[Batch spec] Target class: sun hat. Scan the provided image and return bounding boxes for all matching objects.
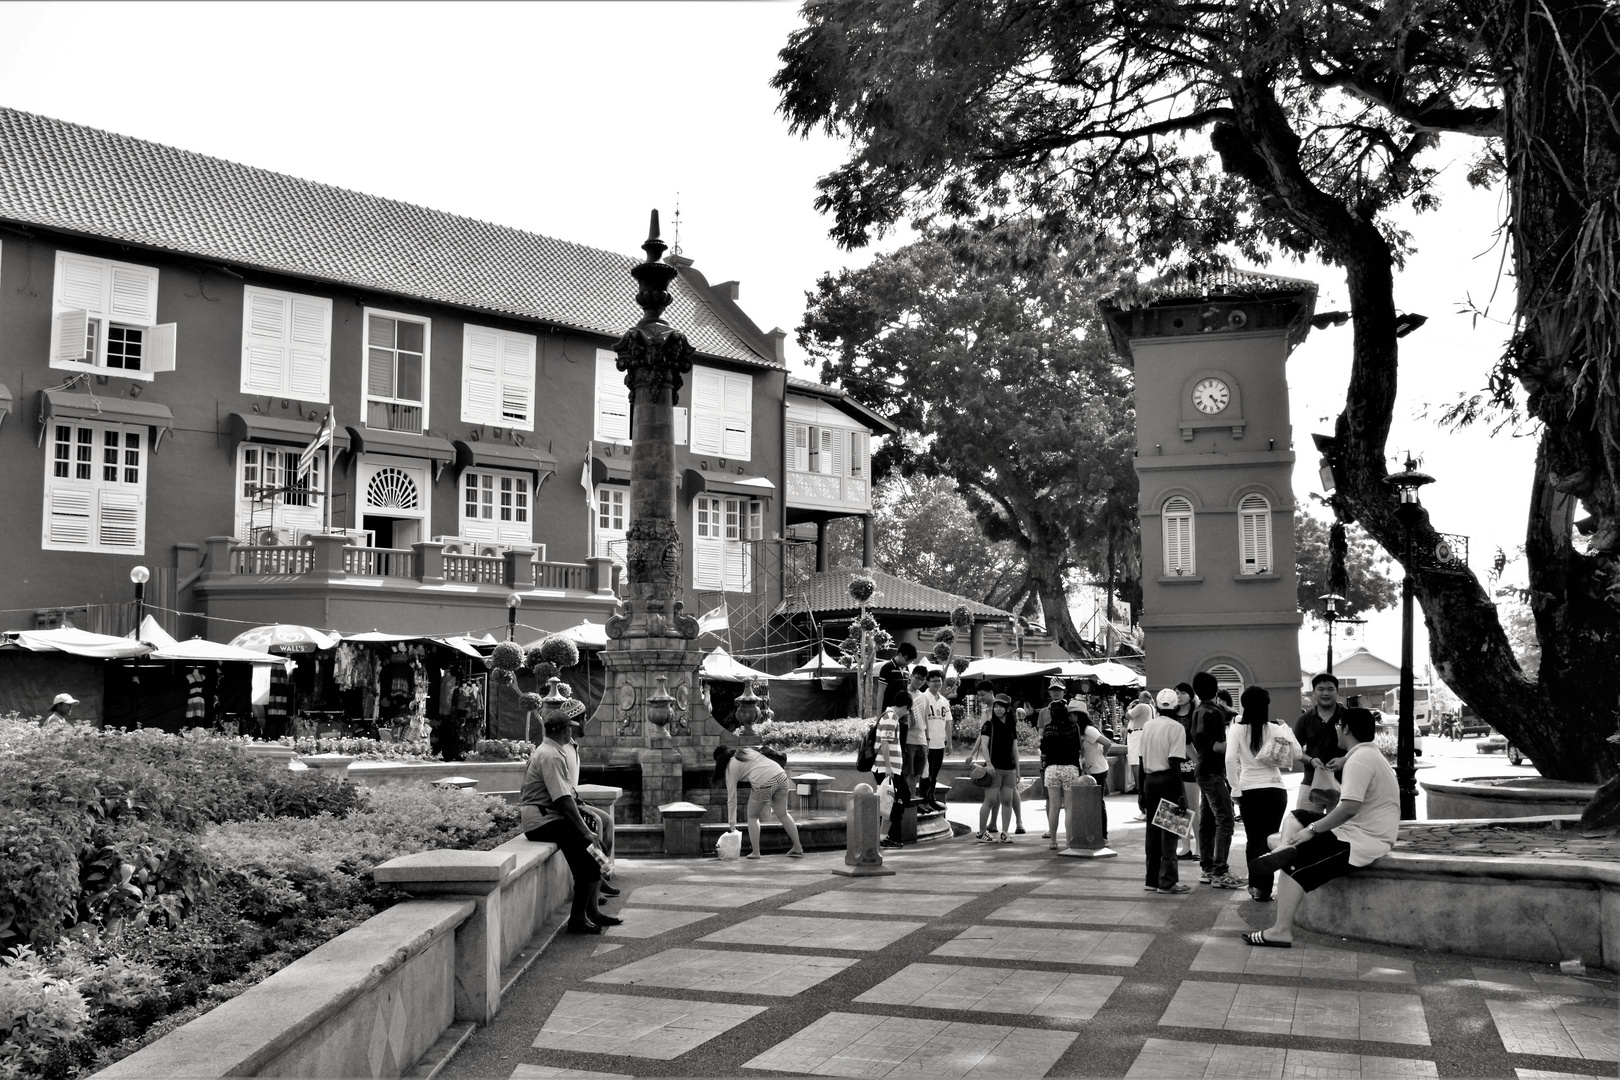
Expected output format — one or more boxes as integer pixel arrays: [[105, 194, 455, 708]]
[[1155, 688, 1178, 710], [53, 693, 78, 706]]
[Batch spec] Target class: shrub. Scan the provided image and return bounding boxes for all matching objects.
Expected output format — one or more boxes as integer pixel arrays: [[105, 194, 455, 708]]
[[466, 738, 535, 762]]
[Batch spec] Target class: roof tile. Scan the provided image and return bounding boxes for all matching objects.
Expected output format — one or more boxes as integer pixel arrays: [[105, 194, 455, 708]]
[[776, 568, 1012, 620]]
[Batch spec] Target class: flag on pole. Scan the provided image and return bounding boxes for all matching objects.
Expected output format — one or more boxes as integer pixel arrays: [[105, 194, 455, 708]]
[[300, 410, 333, 478], [581, 456, 597, 515], [697, 605, 729, 636]]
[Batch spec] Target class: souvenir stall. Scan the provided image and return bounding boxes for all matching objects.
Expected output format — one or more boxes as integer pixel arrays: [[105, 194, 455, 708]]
[[117, 618, 282, 733], [227, 625, 341, 737], [330, 632, 490, 750], [0, 628, 144, 724]]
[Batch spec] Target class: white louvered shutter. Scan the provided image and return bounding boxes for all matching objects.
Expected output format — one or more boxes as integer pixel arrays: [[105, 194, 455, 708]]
[[462, 327, 500, 424], [244, 288, 330, 398], [54, 309, 89, 364], [59, 255, 107, 311], [145, 323, 178, 373], [827, 428, 843, 477], [690, 370, 723, 453], [1239, 494, 1270, 573], [46, 486, 93, 546], [97, 489, 143, 549], [499, 333, 535, 428], [788, 423, 809, 471], [108, 264, 158, 324], [721, 373, 751, 458], [596, 350, 630, 440], [288, 296, 331, 399], [1162, 497, 1195, 575]]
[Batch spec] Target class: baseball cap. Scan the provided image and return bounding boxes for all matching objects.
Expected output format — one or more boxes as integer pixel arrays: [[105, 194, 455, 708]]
[[1155, 688, 1177, 710], [1048, 677, 1066, 689], [53, 693, 78, 706]]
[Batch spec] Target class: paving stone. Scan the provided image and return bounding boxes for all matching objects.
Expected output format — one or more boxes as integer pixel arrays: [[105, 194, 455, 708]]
[[1488, 999, 1619, 1061], [623, 883, 787, 908], [843, 875, 1037, 893], [932, 924, 1156, 967], [741, 1010, 1077, 1078], [529, 990, 764, 1060], [590, 944, 623, 957], [588, 946, 857, 996], [784, 890, 977, 917], [855, 961, 1121, 1022], [1033, 877, 1189, 898], [1473, 967, 1620, 999], [1160, 981, 1429, 1045], [603, 908, 716, 939], [986, 897, 1178, 927], [698, 914, 923, 951], [1126, 1037, 1439, 1078], [1515, 1071, 1606, 1080], [510, 1066, 635, 1079], [1191, 936, 1417, 984]]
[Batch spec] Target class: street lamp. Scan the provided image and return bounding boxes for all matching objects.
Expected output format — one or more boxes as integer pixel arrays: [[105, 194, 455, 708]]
[[1317, 593, 1345, 673], [505, 592, 522, 641], [130, 565, 150, 631], [1384, 456, 1434, 820]]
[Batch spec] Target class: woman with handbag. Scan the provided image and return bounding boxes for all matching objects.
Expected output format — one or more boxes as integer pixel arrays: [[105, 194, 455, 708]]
[[967, 693, 1021, 842], [1039, 701, 1082, 849], [1224, 686, 1302, 902]]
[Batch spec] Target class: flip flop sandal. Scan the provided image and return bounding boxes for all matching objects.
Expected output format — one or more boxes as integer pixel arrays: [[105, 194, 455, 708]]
[[1242, 930, 1291, 948], [745, 853, 762, 860], [1048, 842, 1060, 851], [787, 850, 805, 858]]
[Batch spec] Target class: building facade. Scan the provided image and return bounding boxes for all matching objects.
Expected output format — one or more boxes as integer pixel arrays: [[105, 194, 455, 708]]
[[0, 107, 863, 652], [1103, 271, 1316, 707]]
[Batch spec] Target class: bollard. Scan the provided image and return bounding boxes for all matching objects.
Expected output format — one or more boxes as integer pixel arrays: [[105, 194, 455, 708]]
[[832, 783, 894, 877], [658, 801, 709, 857], [1057, 775, 1116, 859]]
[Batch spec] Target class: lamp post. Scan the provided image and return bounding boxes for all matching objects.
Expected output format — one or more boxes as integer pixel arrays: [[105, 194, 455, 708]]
[[506, 592, 521, 641], [1384, 456, 1434, 820], [130, 565, 150, 729], [1318, 593, 1345, 673]]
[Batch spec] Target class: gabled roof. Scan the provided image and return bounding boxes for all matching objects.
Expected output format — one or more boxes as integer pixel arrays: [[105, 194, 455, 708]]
[[785, 376, 899, 435], [775, 568, 1011, 621], [0, 107, 779, 369]]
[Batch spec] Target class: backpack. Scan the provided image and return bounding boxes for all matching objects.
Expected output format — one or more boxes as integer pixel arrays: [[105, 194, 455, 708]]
[[855, 721, 879, 772], [761, 746, 789, 770]]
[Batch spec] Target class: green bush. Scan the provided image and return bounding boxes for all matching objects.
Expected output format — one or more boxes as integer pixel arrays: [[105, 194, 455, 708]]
[[757, 714, 1041, 755]]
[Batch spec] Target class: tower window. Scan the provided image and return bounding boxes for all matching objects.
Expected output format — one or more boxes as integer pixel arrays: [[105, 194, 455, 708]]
[[1163, 496, 1195, 575], [1238, 493, 1271, 574]]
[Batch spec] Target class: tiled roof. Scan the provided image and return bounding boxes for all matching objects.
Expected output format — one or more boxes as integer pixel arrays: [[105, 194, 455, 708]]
[[0, 107, 778, 368], [775, 569, 1012, 620], [1109, 266, 1318, 307]]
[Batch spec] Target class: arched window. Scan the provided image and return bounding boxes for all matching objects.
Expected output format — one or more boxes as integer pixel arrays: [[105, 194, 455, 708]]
[[1238, 493, 1271, 574], [1210, 664, 1245, 700], [1162, 496, 1195, 575]]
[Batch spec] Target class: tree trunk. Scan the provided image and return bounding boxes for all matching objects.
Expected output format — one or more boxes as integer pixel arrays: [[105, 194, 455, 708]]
[[1027, 546, 1095, 656]]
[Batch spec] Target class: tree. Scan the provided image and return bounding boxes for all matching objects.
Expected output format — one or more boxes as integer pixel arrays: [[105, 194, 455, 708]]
[[1295, 508, 1400, 620], [775, 0, 1620, 804], [825, 472, 1026, 608], [799, 220, 1138, 654]]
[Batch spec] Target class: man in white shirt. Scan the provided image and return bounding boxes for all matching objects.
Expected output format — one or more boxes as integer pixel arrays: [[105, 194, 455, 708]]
[[1139, 689, 1193, 893], [914, 669, 954, 810], [1243, 707, 1399, 947]]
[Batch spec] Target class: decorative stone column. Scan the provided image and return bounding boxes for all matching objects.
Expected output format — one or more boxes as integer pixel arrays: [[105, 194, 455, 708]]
[[580, 212, 731, 822]]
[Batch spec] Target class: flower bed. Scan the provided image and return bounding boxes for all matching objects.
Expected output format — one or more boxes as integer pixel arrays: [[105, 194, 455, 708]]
[[275, 734, 441, 761], [0, 716, 519, 1080]]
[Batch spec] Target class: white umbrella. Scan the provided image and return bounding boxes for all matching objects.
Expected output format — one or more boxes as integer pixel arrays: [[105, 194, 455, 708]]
[[228, 625, 339, 654]]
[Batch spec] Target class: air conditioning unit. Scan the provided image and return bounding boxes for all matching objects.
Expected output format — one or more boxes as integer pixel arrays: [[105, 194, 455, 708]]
[[296, 528, 373, 547], [434, 535, 473, 555], [254, 527, 297, 547], [475, 542, 504, 558]]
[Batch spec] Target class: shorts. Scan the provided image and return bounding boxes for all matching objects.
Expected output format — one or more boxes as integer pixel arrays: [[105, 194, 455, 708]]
[[1282, 811, 1354, 892], [747, 774, 792, 816], [903, 743, 928, 777], [985, 768, 1020, 791], [1043, 764, 1081, 790]]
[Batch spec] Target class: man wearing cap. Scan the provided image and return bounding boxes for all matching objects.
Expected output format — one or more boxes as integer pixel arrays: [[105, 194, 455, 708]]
[[1140, 688, 1193, 893], [518, 698, 620, 933], [48, 693, 78, 722]]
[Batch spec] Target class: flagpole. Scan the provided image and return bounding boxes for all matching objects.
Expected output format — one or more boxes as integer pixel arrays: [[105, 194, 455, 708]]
[[324, 410, 334, 533]]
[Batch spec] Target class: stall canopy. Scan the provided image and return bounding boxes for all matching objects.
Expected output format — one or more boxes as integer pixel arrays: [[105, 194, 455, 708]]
[[1, 627, 150, 659], [782, 648, 848, 678], [1057, 659, 1147, 687], [701, 647, 772, 683], [555, 622, 608, 649], [140, 617, 282, 664], [958, 657, 1062, 681]]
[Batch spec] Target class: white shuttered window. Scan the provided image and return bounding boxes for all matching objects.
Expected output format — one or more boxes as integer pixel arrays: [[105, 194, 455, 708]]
[[51, 253, 174, 378], [461, 471, 532, 545], [1162, 496, 1195, 576], [596, 486, 628, 563], [1238, 493, 1272, 574], [461, 325, 536, 429], [595, 350, 631, 440], [43, 421, 147, 554], [694, 494, 763, 591], [240, 285, 331, 399], [690, 367, 752, 459]]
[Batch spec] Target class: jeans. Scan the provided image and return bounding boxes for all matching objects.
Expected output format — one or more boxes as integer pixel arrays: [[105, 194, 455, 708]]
[[883, 770, 913, 842], [926, 747, 946, 804], [1236, 786, 1288, 897], [1196, 774, 1236, 876], [1141, 771, 1183, 889]]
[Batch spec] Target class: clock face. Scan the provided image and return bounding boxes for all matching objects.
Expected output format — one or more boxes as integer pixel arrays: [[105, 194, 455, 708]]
[[1192, 377, 1231, 414]]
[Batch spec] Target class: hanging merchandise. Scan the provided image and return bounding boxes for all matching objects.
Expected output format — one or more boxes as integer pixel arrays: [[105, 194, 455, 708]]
[[186, 668, 207, 723], [407, 649, 430, 740], [333, 642, 368, 690]]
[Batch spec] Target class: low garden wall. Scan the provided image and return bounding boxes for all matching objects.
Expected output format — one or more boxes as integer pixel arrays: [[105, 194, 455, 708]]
[[1420, 776, 1598, 819], [1297, 816, 1619, 972]]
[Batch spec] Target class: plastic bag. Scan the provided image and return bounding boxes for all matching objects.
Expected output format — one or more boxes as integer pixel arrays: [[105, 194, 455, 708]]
[[716, 829, 742, 861], [877, 777, 895, 818], [1307, 768, 1342, 811], [1255, 734, 1295, 769]]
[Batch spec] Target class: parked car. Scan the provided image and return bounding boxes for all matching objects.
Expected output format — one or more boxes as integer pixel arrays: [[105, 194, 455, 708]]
[[1452, 707, 1492, 739], [1478, 729, 1507, 753], [1507, 744, 1531, 766]]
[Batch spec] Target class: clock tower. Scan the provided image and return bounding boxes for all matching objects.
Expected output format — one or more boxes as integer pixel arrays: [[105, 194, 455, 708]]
[[1102, 271, 1318, 709]]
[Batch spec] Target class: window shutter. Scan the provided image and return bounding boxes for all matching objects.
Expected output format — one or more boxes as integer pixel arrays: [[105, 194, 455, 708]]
[[46, 486, 93, 546], [288, 296, 331, 399], [59, 256, 107, 312], [499, 332, 535, 428], [690, 370, 723, 453], [109, 264, 158, 324], [97, 489, 143, 550], [827, 428, 843, 477], [145, 323, 177, 373], [54, 310, 89, 364], [462, 327, 500, 424], [850, 431, 865, 477], [724, 540, 749, 591], [673, 406, 688, 445], [694, 538, 724, 590], [242, 288, 290, 394], [721, 374, 751, 458], [596, 350, 630, 440], [788, 423, 809, 471]]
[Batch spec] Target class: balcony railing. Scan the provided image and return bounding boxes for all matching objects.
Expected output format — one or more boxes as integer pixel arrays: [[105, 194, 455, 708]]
[[786, 469, 870, 507], [365, 400, 424, 433], [216, 537, 614, 596]]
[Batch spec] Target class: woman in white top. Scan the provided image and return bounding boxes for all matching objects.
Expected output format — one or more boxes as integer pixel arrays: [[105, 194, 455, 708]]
[[1224, 685, 1301, 902], [1125, 691, 1155, 820], [714, 746, 804, 859]]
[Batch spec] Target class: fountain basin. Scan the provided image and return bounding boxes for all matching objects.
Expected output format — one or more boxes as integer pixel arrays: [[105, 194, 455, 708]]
[[1420, 775, 1597, 819]]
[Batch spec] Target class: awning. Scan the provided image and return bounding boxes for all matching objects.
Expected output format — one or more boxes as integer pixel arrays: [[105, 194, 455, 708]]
[[591, 453, 631, 485], [42, 390, 174, 450], [683, 468, 776, 502], [453, 439, 557, 480], [345, 426, 455, 466], [958, 657, 1063, 681], [1, 627, 151, 659], [229, 413, 351, 453]]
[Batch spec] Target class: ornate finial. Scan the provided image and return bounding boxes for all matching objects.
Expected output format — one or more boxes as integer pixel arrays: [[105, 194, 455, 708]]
[[671, 193, 682, 258], [630, 209, 679, 327], [642, 209, 667, 266]]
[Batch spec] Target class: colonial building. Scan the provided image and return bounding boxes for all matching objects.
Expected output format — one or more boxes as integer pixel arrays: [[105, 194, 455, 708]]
[[0, 107, 871, 653]]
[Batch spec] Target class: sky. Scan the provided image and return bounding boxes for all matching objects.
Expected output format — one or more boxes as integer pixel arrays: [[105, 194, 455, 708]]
[[0, 1, 1534, 681]]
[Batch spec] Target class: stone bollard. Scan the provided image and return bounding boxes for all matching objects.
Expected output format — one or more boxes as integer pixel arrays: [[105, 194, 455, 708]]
[[833, 783, 894, 877], [1057, 775, 1116, 859], [658, 801, 709, 857]]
